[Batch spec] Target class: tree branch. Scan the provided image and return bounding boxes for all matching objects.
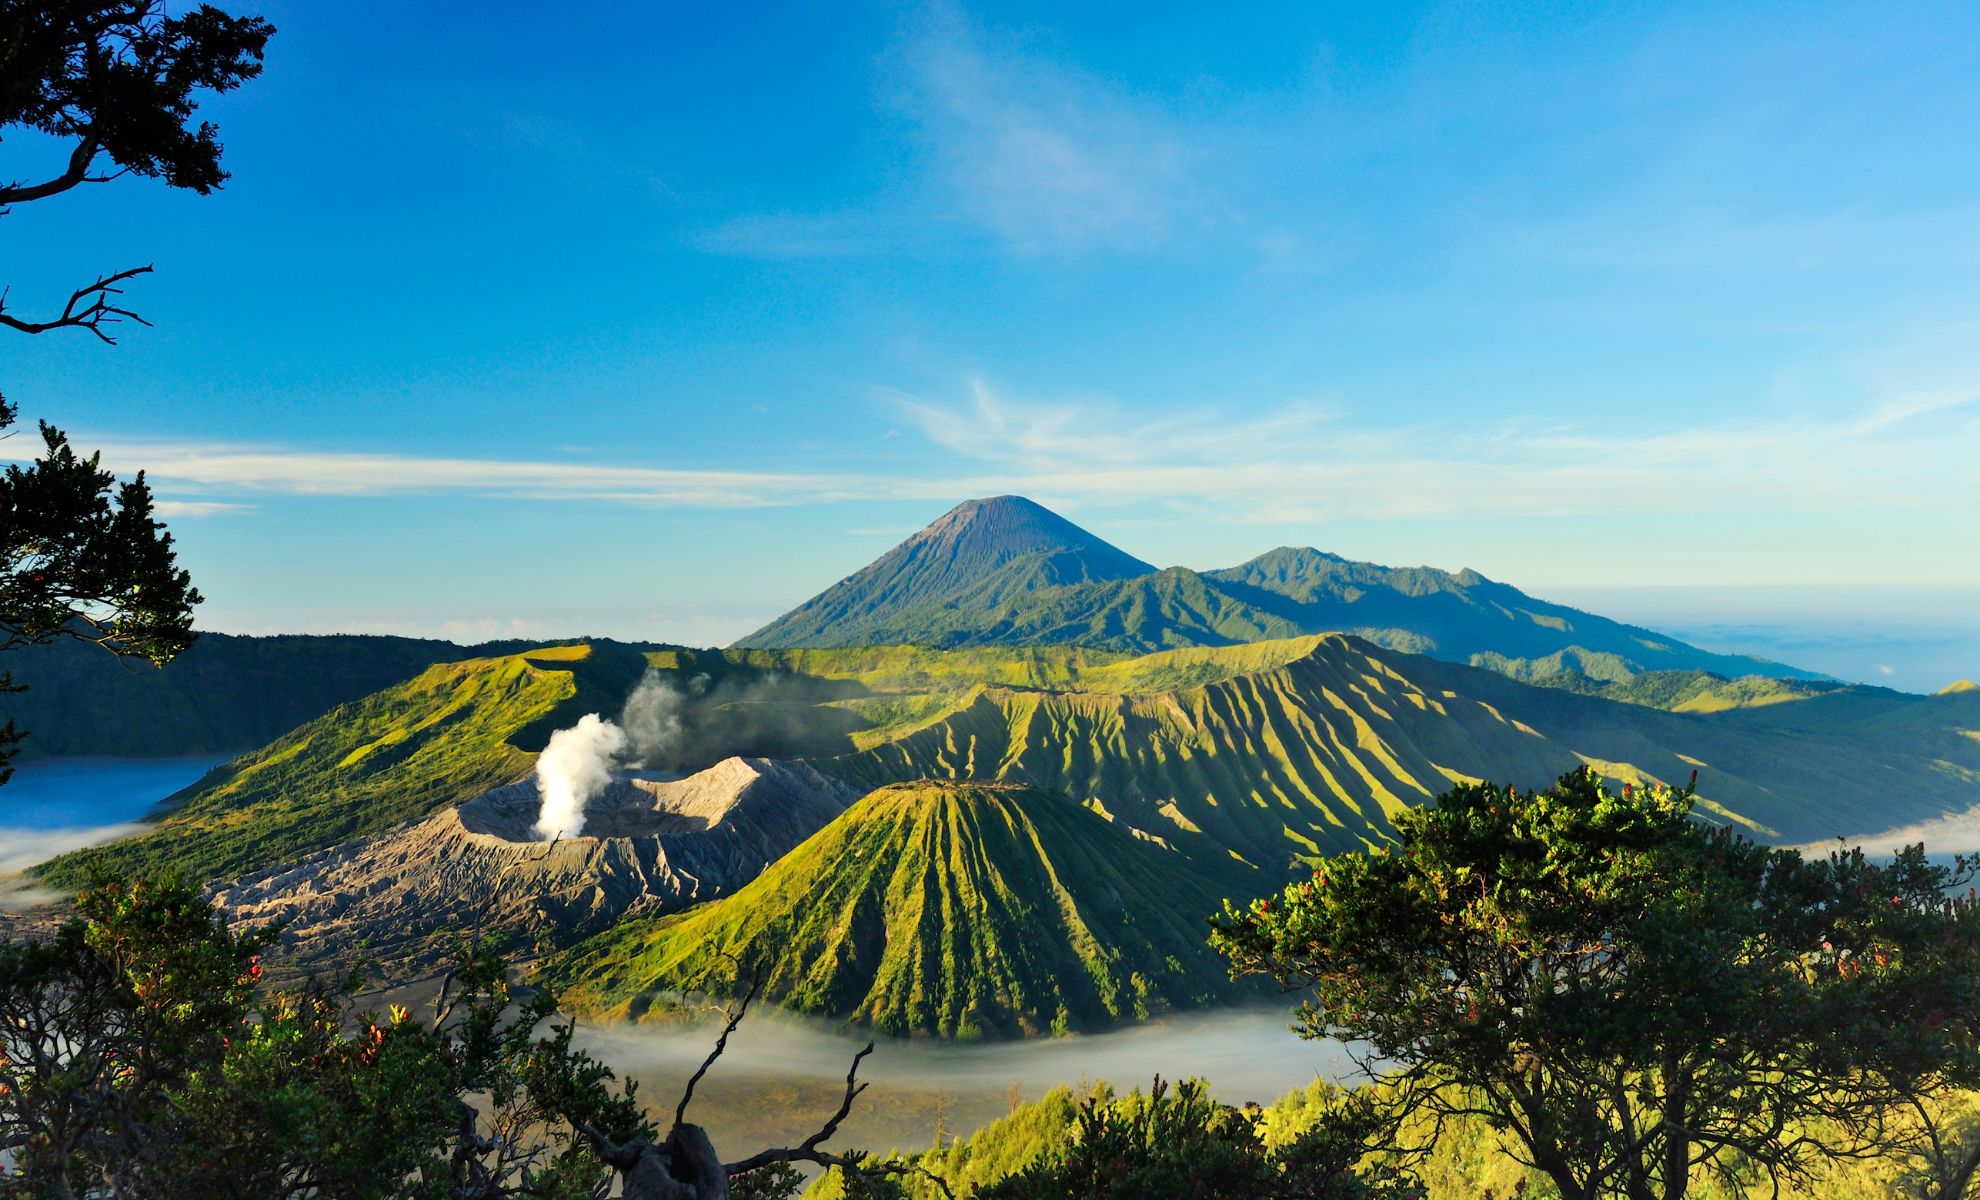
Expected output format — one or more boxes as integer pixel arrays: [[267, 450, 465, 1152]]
[[674, 968, 763, 1128], [722, 1042, 875, 1176], [0, 266, 155, 343], [0, 138, 104, 209]]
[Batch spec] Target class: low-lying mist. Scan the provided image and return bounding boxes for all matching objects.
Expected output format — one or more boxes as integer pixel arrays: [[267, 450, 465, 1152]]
[[1805, 800, 1980, 859], [574, 1005, 1353, 1159]]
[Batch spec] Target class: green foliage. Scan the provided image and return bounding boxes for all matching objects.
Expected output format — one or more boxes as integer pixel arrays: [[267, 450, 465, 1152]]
[[974, 1077, 1405, 1200], [36, 644, 644, 886], [807, 1078, 1414, 1200], [550, 782, 1264, 1037], [1212, 768, 1980, 1200], [0, 876, 653, 1199], [731, 1161, 809, 1200], [0, 399, 202, 784]]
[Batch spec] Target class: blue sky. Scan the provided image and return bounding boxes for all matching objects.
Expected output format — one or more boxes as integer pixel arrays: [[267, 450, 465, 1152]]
[[3, 2, 1976, 684]]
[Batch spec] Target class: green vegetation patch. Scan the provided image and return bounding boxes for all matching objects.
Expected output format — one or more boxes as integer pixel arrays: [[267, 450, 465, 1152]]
[[548, 781, 1266, 1038]]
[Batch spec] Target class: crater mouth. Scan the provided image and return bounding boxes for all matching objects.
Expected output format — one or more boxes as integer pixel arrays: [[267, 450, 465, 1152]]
[[456, 770, 704, 842]]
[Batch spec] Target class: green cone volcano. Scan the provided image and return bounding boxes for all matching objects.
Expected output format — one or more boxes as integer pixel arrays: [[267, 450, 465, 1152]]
[[550, 780, 1263, 1039]]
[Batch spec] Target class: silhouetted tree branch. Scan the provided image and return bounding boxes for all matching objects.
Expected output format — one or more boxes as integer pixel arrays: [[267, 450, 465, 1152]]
[[0, 264, 153, 343], [579, 992, 957, 1200], [722, 1042, 875, 1178], [1, 1, 273, 340]]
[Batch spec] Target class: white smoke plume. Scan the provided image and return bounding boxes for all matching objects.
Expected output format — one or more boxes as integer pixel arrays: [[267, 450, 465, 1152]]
[[619, 669, 701, 766], [533, 713, 630, 841]]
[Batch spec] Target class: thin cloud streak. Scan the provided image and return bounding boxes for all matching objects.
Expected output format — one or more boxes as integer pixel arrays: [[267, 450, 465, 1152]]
[[153, 500, 258, 518], [8, 440, 874, 508], [882, 382, 1980, 523], [17, 381, 1974, 525]]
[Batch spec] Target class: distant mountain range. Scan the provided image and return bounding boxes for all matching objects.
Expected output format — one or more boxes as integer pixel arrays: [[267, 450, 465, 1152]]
[[741, 496, 1820, 683]]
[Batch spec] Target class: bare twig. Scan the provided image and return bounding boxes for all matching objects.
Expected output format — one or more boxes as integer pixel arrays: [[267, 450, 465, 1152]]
[[674, 968, 763, 1128], [579, 981, 956, 1200], [0, 266, 154, 343], [723, 1042, 881, 1175]]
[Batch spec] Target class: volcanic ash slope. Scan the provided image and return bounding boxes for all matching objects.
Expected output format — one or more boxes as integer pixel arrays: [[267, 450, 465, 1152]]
[[213, 757, 856, 979]]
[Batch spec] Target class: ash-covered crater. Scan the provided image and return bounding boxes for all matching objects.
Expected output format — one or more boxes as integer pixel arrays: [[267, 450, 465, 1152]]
[[215, 757, 858, 982], [456, 771, 718, 840]]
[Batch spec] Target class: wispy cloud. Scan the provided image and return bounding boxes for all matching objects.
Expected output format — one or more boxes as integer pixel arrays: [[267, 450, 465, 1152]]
[[6, 439, 883, 509], [894, 6, 1195, 252], [881, 379, 1980, 523], [696, 5, 1210, 260], [153, 500, 257, 518], [16, 379, 1974, 531]]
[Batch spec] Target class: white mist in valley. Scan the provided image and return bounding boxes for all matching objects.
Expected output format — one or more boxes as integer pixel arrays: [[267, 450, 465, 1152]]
[[530, 671, 697, 840], [1808, 800, 1980, 859], [573, 1006, 1358, 1159]]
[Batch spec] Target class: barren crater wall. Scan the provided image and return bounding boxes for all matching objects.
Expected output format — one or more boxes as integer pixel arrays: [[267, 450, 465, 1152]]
[[213, 757, 858, 982]]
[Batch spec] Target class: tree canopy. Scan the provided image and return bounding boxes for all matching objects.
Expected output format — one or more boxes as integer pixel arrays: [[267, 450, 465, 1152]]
[[1212, 768, 1980, 1200], [1, 0, 273, 340], [0, 395, 201, 782], [0, 2, 268, 774]]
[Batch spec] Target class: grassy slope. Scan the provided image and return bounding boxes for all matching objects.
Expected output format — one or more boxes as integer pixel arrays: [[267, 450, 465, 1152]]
[[825, 636, 1980, 870], [36, 634, 1974, 892], [1397, 652, 1980, 839], [550, 781, 1263, 1038], [827, 635, 1579, 871], [1504, 661, 1861, 720], [36, 643, 649, 888]]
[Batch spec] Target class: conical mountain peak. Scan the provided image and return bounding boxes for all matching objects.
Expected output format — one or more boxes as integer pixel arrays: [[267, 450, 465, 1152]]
[[736, 497, 1155, 648], [901, 496, 1154, 577]]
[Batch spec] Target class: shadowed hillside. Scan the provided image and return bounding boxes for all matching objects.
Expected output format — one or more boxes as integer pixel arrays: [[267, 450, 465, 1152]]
[[550, 781, 1265, 1038], [825, 636, 1980, 869], [0, 632, 511, 759], [36, 642, 652, 888]]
